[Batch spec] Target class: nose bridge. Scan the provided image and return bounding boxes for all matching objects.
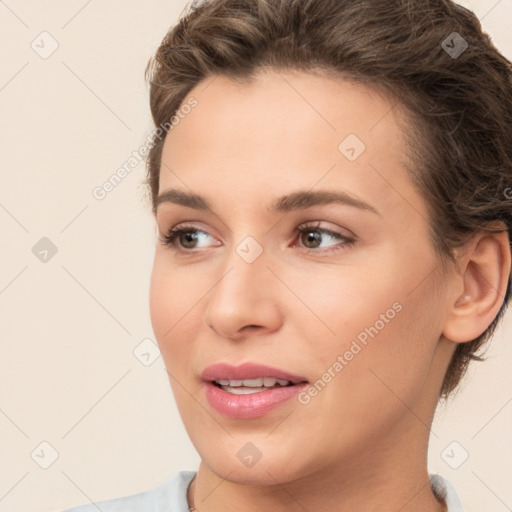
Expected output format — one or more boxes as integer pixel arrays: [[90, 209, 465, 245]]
[[214, 234, 269, 303], [203, 233, 282, 337]]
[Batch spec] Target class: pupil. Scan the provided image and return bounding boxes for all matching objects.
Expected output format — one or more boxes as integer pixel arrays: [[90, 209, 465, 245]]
[[182, 232, 197, 248], [304, 231, 320, 248]]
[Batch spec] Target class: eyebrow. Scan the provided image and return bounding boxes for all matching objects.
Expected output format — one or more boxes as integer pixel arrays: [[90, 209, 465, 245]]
[[154, 188, 380, 216]]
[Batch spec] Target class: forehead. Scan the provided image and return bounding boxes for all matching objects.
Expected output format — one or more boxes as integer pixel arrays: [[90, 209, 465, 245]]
[[167, 69, 400, 149], [158, 69, 427, 221]]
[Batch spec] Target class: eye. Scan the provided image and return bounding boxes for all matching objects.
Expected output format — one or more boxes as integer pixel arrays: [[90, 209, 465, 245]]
[[159, 223, 218, 250], [159, 221, 356, 254], [294, 221, 355, 253]]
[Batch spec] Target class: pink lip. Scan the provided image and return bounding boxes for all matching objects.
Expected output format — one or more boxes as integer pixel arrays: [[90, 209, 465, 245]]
[[201, 362, 309, 419], [201, 362, 307, 383]]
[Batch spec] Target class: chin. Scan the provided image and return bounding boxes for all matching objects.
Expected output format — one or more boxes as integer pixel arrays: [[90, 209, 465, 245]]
[[205, 459, 304, 486], [195, 438, 316, 486]]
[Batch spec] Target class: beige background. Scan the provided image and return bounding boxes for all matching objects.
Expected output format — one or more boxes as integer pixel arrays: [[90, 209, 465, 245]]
[[0, 1, 511, 511]]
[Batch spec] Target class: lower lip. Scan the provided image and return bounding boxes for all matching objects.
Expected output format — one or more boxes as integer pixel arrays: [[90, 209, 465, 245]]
[[204, 381, 308, 419]]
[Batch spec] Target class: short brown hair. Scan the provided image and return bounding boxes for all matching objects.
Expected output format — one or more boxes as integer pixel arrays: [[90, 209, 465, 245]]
[[144, 0, 512, 398]]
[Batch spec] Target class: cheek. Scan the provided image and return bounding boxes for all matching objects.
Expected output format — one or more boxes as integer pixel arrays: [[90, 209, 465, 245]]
[[149, 257, 201, 363], [150, 254, 204, 328], [285, 262, 402, 352], [149, 259, 173, 343], [295, 257, 444, 409], [329, 286, 442, 416], [149, 261, 204, 419]]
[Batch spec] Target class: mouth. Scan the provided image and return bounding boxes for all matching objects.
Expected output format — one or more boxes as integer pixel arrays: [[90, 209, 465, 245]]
[[212, 377, 297, 395], [201, 362, 309, 418]]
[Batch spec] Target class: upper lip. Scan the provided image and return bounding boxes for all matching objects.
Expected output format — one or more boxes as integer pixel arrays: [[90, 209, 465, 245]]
[[201, 362, 308, 384]]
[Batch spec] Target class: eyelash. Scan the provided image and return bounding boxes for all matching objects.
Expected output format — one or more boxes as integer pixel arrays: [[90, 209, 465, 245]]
[[159, 222, 356, 255]]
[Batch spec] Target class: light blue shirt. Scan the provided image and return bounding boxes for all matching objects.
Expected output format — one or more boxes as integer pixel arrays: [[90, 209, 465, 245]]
[[60, 471, 464, 511]]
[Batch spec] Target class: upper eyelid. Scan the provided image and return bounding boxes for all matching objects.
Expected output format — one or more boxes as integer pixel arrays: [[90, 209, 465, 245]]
[[166, 221, 350, 237]]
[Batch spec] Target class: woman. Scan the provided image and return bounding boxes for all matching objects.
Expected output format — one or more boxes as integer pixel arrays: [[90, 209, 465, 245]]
[[62, 0, 512, 510]]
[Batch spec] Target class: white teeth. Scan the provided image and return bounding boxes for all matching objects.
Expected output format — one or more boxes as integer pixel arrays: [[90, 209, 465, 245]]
[[244, 378, 265, 387], [214, 377, 292, 389], [221, 386, 264, 395]]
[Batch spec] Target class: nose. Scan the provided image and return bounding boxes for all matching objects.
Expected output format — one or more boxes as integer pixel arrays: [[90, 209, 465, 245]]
[[203, 242, 283, 341]]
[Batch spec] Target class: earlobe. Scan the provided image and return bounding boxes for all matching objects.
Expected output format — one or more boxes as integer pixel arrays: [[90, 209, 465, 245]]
[[442, 229, 511, 344]]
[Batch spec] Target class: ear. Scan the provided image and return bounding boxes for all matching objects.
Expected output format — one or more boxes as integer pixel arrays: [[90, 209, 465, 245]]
[[442, 225, 511, 343]]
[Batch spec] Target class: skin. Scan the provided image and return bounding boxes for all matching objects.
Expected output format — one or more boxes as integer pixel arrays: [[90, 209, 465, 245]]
[[149, 69, 510, 512]]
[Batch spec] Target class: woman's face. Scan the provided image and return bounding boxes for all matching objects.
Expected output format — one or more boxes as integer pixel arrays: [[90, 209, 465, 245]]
[[150, 69, 454, 484]]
